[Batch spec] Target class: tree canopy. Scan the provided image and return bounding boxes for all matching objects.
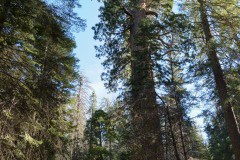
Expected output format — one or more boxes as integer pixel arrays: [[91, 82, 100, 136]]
[[0, 0, 239, 159]]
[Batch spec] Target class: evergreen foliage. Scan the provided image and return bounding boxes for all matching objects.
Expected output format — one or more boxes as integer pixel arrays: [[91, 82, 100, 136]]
[[0, 0, 239, 159], [0, 0, 85, 159]]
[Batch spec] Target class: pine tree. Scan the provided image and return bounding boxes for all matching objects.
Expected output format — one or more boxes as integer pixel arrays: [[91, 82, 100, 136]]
[[184, 0, 240, 158], [205, 111, 233, 160], [0, 0, 85, 159], [86, 91, 98, 159], [71, 74, 89, 160], [159, 50, 210, 159]]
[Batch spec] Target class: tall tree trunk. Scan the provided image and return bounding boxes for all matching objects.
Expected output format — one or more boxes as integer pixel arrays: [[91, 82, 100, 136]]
[[175, 95, 188, 160], [166, 104, 181, 160], [89, 113, 93, 159], [165, 112, 169, 159], [99, 123, 103, 160], [198, 0, 240, 159], [168, 52, 188, 160], [109, 137, 112, 160], [129, 1, 164, 159], [176, 104, 188, 160], [178, 118, 188, 160]]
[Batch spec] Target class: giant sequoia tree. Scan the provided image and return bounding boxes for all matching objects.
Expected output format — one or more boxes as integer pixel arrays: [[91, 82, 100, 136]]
[[93, 0, 192, 159]]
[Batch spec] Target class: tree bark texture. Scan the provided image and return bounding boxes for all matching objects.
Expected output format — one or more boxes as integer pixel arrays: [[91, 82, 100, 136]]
[[128, 1, 164, 159]]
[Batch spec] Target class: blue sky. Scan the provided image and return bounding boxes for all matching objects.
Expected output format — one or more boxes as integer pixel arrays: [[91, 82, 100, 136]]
[[73, 0, 117, 101], [73, 0, 206, 139]]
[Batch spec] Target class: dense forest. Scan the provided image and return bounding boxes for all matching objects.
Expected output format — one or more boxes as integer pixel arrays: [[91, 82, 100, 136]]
[[0, 0, 239, 160]]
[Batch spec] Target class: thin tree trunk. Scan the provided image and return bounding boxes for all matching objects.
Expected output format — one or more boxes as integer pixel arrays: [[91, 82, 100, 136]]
[[169, 52, 188, 160], [178, 119, 188, 160], [166, 104, 181, 160], [99, 123, 103, 160], [165, 111, 169, 160], [175, 97, 188, 160], [128, 1, 164, 159], [172, 64, 188, 160], [89, 111, 93, 159], [109, 137, 112, 160], [198, 0, 240, 159]]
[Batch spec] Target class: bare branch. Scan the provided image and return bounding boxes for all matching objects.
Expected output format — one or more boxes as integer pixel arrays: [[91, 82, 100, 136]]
[[146, 10, 158, 18], [123, 6, 132, 17], [158, 37, 171, 47]]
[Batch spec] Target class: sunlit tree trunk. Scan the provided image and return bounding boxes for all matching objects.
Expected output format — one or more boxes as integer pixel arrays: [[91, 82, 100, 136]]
[[128, 0, 164, 159], [198, 0, 240, 158]]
